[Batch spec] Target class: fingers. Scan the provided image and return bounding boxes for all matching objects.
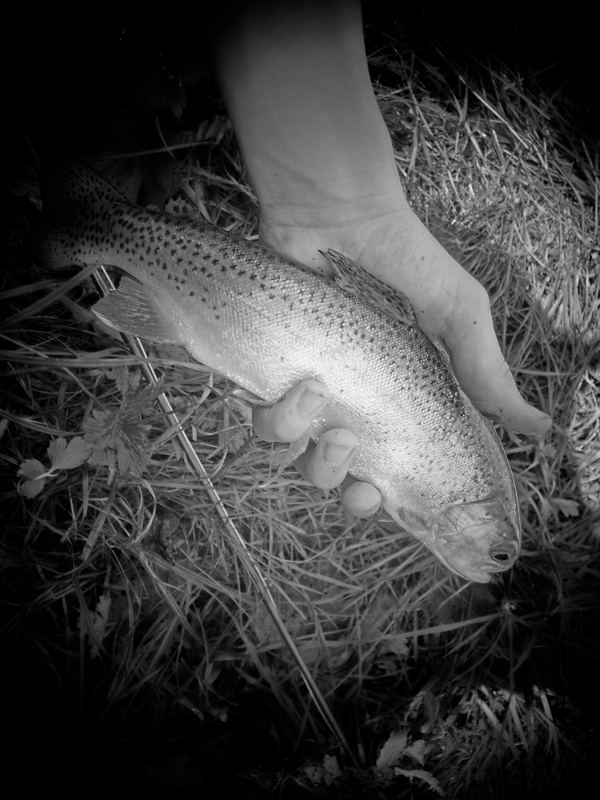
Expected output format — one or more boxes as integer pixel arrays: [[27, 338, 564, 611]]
[[340, 480, 382, 517], [294, 428, 359, 490], [440, 282, 551, 435], [252, 380, 382, 517], [294, 430, 382, 517], [252, 378, 329, 442]]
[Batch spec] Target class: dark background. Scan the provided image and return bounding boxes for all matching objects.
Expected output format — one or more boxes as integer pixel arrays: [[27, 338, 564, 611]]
[[1, 0, 599, 159], [1, 1, 598, 797]]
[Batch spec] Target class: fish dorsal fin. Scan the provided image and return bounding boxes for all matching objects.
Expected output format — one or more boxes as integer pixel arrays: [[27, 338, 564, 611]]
[[322, 248, 418, 328], [92, 276, 182, 343]]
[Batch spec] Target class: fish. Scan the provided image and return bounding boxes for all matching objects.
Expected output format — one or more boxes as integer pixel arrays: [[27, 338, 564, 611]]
[[37, 162, 521, 583]]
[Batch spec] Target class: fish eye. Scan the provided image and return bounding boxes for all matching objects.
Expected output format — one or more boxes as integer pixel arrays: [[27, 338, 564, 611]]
[[489, 545, 515, 564]]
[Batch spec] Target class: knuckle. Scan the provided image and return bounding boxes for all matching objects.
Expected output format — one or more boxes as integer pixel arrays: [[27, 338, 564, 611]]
[[253, 404, 305, 443]]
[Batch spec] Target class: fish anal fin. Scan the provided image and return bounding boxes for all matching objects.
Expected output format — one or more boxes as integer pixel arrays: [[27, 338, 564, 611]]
[[92, 276, 182, 344], [322, 248, 419, 328]]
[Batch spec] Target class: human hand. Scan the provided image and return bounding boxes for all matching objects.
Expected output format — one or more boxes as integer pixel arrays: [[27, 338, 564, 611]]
[[252, 378, 383, 517], [259, 200, 552, 438], [213, 0, 550, 517], [250, 202, 550, 519]]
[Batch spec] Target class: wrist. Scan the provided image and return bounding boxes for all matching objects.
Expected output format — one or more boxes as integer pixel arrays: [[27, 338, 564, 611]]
[[211, 0, 403, 213]]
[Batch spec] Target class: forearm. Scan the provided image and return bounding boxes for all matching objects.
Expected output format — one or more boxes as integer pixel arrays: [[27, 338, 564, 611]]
[[211, 0, 403, 216]]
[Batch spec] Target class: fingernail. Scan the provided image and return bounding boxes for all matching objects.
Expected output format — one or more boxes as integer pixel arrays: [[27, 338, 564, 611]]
[[529, 409, 552, 434], [324, 443, 356, 465], [507, 407, 552, 435], [298, 388, 328, 419]]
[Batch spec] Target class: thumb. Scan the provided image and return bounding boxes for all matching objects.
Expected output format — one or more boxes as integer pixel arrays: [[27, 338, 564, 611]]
[[438, 286, 551, 435]]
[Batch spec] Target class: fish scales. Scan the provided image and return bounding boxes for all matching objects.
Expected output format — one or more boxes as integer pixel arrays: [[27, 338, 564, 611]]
[[38, 163, 521, 583]]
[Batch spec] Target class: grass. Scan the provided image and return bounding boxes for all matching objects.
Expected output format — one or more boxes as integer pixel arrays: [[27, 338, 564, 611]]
[[1, 44, 599, 799]]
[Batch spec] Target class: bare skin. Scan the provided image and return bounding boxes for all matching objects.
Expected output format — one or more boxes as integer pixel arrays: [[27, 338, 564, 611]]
[[212, 0, 551, 517]]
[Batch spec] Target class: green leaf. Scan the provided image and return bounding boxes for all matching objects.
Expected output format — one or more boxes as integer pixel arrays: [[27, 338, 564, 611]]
[[18, 459, 48, 498], [47, 436, 67, 465], [49, 436, 90, 470], [18, 476, 47, 498], [321, 754, 341, 786], [552, 497, 580, 517], [376, 731, 408, 770], [394, 768, 443, 795], [109, 366, 141, 397], [89, 592, 112, 659], [18, 458, 46, 480], [404, 739, 429, 766]]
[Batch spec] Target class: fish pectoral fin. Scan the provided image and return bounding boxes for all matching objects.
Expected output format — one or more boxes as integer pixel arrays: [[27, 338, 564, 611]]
[[321, 249, 419, 329], [92, 276, 182, 344]]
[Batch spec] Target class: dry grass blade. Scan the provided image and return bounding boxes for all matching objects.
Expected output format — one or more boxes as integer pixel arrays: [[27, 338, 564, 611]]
[[90, 265, 357, 765], [2, 38, 600, 799]]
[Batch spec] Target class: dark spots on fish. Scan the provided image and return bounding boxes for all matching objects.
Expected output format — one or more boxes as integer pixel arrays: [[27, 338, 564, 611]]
[[189, 291, 195, 297], [269, 293, 275, 300], [250, 273, 257, 280], [162, 264, 168, 271]]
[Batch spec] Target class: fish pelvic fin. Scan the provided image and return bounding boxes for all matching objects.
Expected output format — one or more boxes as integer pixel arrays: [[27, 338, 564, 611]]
[[322, 249, 419, 329], [92, 276, 183, 344]]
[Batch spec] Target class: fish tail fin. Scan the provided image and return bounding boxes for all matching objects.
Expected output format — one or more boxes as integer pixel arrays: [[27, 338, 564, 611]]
[[34, 161, 128, 270]]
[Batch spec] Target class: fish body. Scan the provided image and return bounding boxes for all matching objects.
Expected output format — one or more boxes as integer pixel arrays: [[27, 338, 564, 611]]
[[39, 163, 521, 582]]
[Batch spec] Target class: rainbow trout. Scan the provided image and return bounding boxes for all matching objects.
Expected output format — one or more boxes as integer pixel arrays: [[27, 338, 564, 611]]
[[39, 163, 521, 583]]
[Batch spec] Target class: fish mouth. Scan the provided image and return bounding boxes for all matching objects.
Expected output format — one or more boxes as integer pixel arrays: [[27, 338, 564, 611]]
[[423, 529, 518, 584], [428, 548, 493, 584], [385, 504, 518, 583], [432, 542, 517, 583], [454, 567, 492, 584]]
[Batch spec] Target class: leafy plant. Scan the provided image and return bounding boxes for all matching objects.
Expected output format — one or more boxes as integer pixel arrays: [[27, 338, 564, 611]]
[[82, 367, 158, 479], [17, 436, 89, 498]]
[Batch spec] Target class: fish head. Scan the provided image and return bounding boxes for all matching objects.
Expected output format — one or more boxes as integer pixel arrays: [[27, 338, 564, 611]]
[[428, 493, 521, 583], [389, 492, 521, 583]]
